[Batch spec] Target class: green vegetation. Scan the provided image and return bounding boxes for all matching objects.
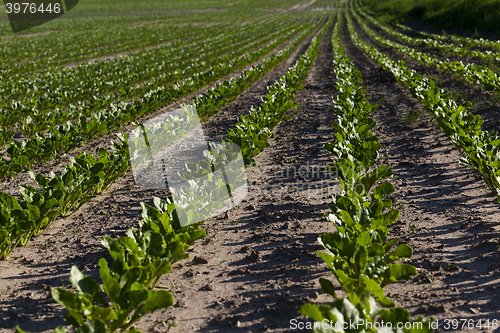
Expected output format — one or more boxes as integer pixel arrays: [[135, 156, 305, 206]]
[[5, 0, 499, 330], [348, 5, 500, 203], [10, 9, 332, 331], [362, 0, 500, 35], [300, 12, 432, 331]]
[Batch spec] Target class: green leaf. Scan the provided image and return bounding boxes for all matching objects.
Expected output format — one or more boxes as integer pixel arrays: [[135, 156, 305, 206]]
[[99, 259, 120, 302], [116, 289, 148, 310], [297, 303, 324, 322], [389, 244, 413, 261], [143, 231, 165, 257], [69, 266, 101, 295], [319, 278, 336, 298], [52, 288, 82, 311], [382, 264, 418, 287], [354, 246, 368, 276], [75, 319, 108, 333], [373, 182, 395, 199], [137, 290, 174, 315], [356, 231, 371, 247], [51, 288, 84, 327], [389, 263, 418, 280], [87, 306, 116, 322], [118, 268, 143, 290]]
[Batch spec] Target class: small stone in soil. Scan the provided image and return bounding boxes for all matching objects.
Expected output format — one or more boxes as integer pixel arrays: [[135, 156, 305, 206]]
[[240, 245, 251, 253], [247, 249, 260, 262], [202, 283, 214, 291], [191, 256, 208, 265]]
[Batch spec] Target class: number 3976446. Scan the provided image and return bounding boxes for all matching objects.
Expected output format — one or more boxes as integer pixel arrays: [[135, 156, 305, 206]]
[[5, 2, 61, 14]]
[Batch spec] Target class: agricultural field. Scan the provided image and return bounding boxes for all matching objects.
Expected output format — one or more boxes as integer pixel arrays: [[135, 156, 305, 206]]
[[0, 0, 500, 332]]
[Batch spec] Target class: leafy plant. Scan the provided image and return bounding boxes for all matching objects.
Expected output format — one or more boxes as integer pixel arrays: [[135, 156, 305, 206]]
[[16, 197, 205, 333], [300, 12, 425, 331]]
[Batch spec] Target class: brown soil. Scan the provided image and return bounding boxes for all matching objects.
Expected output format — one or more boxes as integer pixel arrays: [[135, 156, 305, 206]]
[[2, 9, 500, 333]]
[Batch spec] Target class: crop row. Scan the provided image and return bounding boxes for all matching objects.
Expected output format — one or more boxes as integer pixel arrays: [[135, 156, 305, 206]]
[[354, 2, 500, 64], [0, 12, 241, 76], [1, 11, 312, 140], [13, 194, 207, 333], [0, 11, 314, 136], [350, 5, 500, 96], [13, 13, 333, 332], [0, 13, 330, 259], [346, 9, 500, 203], [353, 1, 500, 50], [0, 13, 326, 182], [299, 11, 432, 332], [127, 16, 329, 177], [394, 21, 500, 50]]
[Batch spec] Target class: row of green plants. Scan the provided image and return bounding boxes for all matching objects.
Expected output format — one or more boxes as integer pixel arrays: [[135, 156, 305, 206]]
[[0, 11, 243, 76], [346, 9, 500, 203], [0, 14, 326, 182], [354, 2, 500, 64], [14, 195, 207, 333], [350, 5, 500, 96], [0, 12, 313, 133], [0, 12, 330, 259], [393, 20, 500, 50], [194, 16, 321, 121], [0, 16, 306, 146], [299, 12, 432, 332], [0, 146, 130, 259], [0, 12, 312, 145], [12, 12, 336, 332]]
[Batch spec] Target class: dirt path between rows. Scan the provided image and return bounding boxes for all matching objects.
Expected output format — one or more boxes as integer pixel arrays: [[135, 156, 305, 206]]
[[342, 11, 500, 332], [0, 16, 333, 333]]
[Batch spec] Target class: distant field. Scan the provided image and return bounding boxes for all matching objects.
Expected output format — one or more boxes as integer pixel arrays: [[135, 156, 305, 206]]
[[0, 0, 304, 35], [362, 0, 500, 35]]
